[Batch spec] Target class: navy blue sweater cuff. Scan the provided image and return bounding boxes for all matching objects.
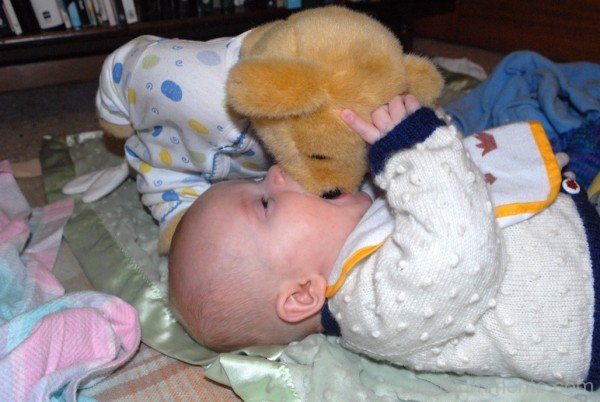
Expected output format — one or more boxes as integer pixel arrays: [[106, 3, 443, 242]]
[[321, 301, 341, 336], [368, 107, 446, 175]]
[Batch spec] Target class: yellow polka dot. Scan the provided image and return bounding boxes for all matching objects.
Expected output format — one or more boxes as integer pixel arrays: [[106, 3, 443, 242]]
[[242, 162, 258, 170], [181, 187, 198, 196], [188, 119, 209, 136], [159, 149, 172, 166], [140, 162, 151, 173], [128, 87, 136, 104], [190, 151, 207, 164], [141, 54, 160, 69]]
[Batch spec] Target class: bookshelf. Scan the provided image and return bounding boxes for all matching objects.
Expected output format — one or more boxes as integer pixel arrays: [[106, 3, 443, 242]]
[[0, 1, 435, 92]]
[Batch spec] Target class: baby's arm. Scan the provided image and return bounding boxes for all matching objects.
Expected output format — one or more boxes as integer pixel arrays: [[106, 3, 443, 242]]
[[339, 96, 503, 358]]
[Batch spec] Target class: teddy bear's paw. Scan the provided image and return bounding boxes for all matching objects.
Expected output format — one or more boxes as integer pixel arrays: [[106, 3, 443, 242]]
[[405, 54, 445, 106], [99, 118, 135, 139]]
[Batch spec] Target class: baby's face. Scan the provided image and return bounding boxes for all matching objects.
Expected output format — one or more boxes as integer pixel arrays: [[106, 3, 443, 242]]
[[196, 165, 372, 277]]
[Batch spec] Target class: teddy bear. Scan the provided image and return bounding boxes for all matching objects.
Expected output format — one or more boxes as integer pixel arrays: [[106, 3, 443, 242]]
[[226, 6, 444, 197], [64, 6, 443, 254]]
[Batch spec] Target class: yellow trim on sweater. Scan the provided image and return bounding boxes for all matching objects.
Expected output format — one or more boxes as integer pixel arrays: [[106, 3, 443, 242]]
[[589, 173, 600, 201], [325, 242, 384, 298], [494, 121, 562, 218]]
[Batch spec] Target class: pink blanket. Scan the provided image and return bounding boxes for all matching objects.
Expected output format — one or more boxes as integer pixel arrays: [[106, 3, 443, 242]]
[[0, 160, 141, 401]]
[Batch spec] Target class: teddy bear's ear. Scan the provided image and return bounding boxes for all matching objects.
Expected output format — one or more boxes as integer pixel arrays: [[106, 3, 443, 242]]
[[404, 54, 444, 107], [240, 21, 283, 56], [227, 58, 327, 118]]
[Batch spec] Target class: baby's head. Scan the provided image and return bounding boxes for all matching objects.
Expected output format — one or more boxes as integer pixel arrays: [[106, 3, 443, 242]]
[[168, 165, 371, 351]]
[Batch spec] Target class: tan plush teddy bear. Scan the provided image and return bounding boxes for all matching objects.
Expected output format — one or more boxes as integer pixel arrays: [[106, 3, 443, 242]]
[[68, 6, 442, 254], [227, 6, 444, 197]]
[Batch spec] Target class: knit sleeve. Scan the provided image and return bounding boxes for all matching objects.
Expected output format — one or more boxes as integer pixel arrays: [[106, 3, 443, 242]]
[[337, 108, 504, 361]]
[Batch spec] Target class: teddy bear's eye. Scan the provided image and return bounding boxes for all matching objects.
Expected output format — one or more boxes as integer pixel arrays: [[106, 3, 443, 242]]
[[310, 154, 329, 160]]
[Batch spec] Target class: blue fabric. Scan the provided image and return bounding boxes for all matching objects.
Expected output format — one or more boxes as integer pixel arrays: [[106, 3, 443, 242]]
[[368, 108, 445, 175], [558, 117, 600, 189], [321, 301, 341, 336], [445, 51, 600, 188]]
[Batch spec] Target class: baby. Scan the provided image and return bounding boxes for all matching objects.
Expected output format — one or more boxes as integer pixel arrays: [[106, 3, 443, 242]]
[[169, 95, 600, 388]]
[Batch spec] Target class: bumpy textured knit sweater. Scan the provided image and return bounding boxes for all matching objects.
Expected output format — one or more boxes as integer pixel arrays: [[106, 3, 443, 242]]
[[326, 108, 600, 387]]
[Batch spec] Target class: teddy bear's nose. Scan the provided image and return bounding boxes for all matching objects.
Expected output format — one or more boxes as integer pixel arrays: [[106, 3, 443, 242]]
[[321, 188, 342, 199]]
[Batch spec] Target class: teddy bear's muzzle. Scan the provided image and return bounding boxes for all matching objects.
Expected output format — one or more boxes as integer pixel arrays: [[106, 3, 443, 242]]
[[321, 188, 342, 199]]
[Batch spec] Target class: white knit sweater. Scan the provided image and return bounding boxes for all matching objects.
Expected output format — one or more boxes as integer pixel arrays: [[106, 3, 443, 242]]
[[327, 108, 595, 385]]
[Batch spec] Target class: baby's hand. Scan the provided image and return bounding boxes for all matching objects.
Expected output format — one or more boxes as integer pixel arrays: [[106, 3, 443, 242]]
[[341, 94, 421, 145]]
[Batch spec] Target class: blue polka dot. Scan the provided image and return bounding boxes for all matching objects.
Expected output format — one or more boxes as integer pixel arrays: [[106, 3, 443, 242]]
[[170, 136, 180, 144], [112, 63, 123, 84], [125, 147, 137, 159], [125, 146, 138, 158], [182, 175, 203, 183], [197, 51, 221, 66], [182, 156, 190, 164], [162, 190, 180, 201], [151, 126, 163, 137], [243, 149, 255, 157], [161, 80, 183, 102]]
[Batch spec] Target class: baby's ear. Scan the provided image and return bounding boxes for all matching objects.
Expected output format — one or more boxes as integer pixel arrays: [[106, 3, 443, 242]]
[[276, 274, 327, 323]]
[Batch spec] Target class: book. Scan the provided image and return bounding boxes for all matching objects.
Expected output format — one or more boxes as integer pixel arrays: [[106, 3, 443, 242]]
[[101, 0, 116, 25], [196, 0, 212, 15], [221, 0, 233, 13], [61, 0, 83, 29], [283, 0, 300, 9], [245, 0, 271, 9], [3, 0, 23, 35], [160, 0, 174, 19], [0, 3, 13, 36], [10, 1, 39, 33], [84, 0, 98, 25], [29, 0, 65, 29], [140, 0, 160, 20], [121, 0, 138, 23], [54, 0, 73, 29], [75, 0, 90, 25], [112, 0, 128, 28], [175, 0, 193, 18], [92, 0, 108, 25]]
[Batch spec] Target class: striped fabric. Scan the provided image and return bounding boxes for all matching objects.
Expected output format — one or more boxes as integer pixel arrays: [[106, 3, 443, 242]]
[[81, 344, 239, 401], [56, 240, 238, 401]]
